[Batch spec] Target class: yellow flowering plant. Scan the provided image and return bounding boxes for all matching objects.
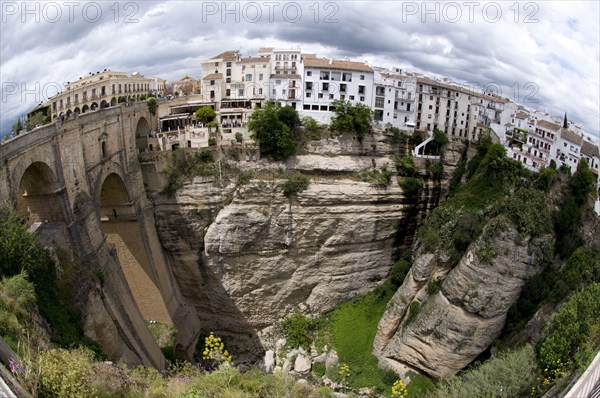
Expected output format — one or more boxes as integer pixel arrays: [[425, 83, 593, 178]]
[[391, 379, 408, 398], [201, 332, 232, 370]]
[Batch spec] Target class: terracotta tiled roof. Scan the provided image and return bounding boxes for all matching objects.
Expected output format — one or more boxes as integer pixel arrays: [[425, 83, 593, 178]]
[[202, 73, 222, 80], [258, 47, 274, 53], [211, 51, 239, 61], [416, 76, 488, 99], [303, 58, 373, 73], [270, 74, 301, 79], [239, 56, 270, 63], [536, 120, 560, 131], [581, 140, 599, 157], [561, 128, 583, 145]]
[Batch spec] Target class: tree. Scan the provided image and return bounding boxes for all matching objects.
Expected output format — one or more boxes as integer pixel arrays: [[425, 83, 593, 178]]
[[563, 112, 568, 129], [235, 132, 243, 143], [432, 128, 449, 153], [146, 97, 157, 116], [26, 111, 49, 131], [278, 105, 301, 133], [11, 118, 22, 134], [195, 106, 216, 125], [248, 101, 296, 160], [569, 158, 595, 205], [330, 99, 372, 142]]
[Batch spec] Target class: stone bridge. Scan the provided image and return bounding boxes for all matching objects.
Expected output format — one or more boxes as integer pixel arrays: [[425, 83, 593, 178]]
[[0, 103, 200, 369]]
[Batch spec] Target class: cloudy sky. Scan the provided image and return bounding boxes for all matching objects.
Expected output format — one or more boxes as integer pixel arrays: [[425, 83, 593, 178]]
[[1, 1, 599, 139]]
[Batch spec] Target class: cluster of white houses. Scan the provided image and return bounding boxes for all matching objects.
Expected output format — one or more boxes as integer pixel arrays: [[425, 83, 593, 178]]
[[34, 47, 599, 180]]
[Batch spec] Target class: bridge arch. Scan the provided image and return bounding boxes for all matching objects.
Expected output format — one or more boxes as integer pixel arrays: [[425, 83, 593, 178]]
[[82, 104, 89, 113], [91, 102, 99, 111], [16, 161, 65, 226], [135, 117, 151, 153], [110, 97, 117, 107], [98, 172, 171, 324], [101, 100, 109, 109]]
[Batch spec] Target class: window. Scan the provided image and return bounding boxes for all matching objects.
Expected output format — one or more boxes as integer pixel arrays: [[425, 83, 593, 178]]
[[376, 86, 385, 96], [245, 74, 252, 82], [226, 89, 231, 97], [322, 83, 329, 91], [307, 71, 312, 76], [360, 75, 365, 80], [214, 62, 219, 66], [358, 85, 365, 94], [238, 89, 244, 96], [226, 78, 231, 83], [329, 94, 334, 99], [429, 105, 433, 110], [210, 80, 215, 85], [226, 69, 231, 76], [259, 74, 263, 81], [306, 92, 312, 98], [349, 95, 355, 100], [320, 71, 330, 80], [74, 94, 78, 103], [276, 80, 281, 85], [340, 95, 345, 100], [306, 82, 313, 90], [360, 96, 365, 102], [375, 97, 384, 108], [320, 105, 328, 111], [312, 105, 319, 110], [340, 83, 346, 92], [226, 62, 231, 67], [303, 104, 310, 110], [318, 93, 323, 99], [259, 88, 263, 95]]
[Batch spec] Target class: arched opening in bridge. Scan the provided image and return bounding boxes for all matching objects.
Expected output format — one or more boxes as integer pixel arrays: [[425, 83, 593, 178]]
[[82, 105, 89, 113], [101, 100, 109, 109], [91, 102, 98, 111], [17, 162, 65, 227], [110, 97, 117, 107], [135, 117, 150, 153], [74, 107, 81, 115], [66, 109, 73, 118], [99, 173, 171, 325]]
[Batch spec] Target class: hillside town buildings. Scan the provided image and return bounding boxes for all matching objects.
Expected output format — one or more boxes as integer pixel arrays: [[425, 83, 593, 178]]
[[27, 47, 599, 192]]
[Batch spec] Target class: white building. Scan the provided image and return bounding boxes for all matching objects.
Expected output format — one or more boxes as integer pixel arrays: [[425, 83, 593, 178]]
[[301, 57, 374, 124], [371, 67, 416, 130]]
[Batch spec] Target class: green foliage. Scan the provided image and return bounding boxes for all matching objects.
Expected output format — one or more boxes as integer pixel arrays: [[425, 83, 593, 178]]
[[431, 128, 448, 154], [312, 361, 326, 377], [282, 172, 310, 197], [325, 282, 397, 392], [405, 301, 421, 325], [146, 97, 157, 115], [235, 132, 243, 143], [162, 150, 215, 197], [501, 188, 552, 236], [12, 118, 23, 133], [426, 160, 444, 179], [554, 194, 583, 259], [208, 138, 217, 146], [569, 159, 595, 205], [248, 101, 296, 160], [0, 272, 36, 347], [329, 99, 372, 142], [281, 312, 315, 349], [38, 347, 98, 398], [26, 110, 50, 130], [390, 251, 412, 288], [536, 167, 555, 191], [396, 156, 416, 177], [194, 106, 216, 124], [537, 283, 600, 373], [359, 167, 394, 187], [118, 96, 126, 103], [411, 130, 425, 146], [427, 279, 443, 295], [424, 346, 538, 398], [278, 105, 301, 133], [400, 177, 424, 201], [451, 210, 483, 254]]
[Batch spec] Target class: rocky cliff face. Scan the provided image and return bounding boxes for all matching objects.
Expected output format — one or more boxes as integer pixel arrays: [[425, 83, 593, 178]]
[[152, 145, 446, 361], [374, 217, 552, 378]]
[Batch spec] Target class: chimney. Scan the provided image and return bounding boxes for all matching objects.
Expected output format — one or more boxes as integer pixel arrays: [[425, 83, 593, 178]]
[[328, 57, 333, 65]]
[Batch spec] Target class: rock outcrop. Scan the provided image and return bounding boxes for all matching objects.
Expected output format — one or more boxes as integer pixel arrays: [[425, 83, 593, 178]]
[[153, 152, 436, 360], [374, 218, 551, 378]]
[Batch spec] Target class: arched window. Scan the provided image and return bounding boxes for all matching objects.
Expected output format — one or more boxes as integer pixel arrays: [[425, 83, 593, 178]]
[[101, 141, 107, 157]]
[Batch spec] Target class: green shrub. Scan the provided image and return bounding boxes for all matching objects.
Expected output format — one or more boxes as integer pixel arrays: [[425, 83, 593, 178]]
[[396, 156, 416, 177], [390, 251, 412, 288], [537, 283, 600, 373], [235, 132, 243, 143], [208, 138, 217, 146], [283, 172, 310, 197], [426, 160, 444, 179], [427, 279, 443, 295], [400, 177, 424, 200], [312, 361, 326, 377], [282, 312, 314, 349], [501, 188, 552, 236], [424, 346, 537, 398], [405, 301, 421, 325], [38, 347, 98, 398]]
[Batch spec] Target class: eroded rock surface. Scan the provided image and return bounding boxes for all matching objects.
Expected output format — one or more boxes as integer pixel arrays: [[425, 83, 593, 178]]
[[374, 219, 550, 378]]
